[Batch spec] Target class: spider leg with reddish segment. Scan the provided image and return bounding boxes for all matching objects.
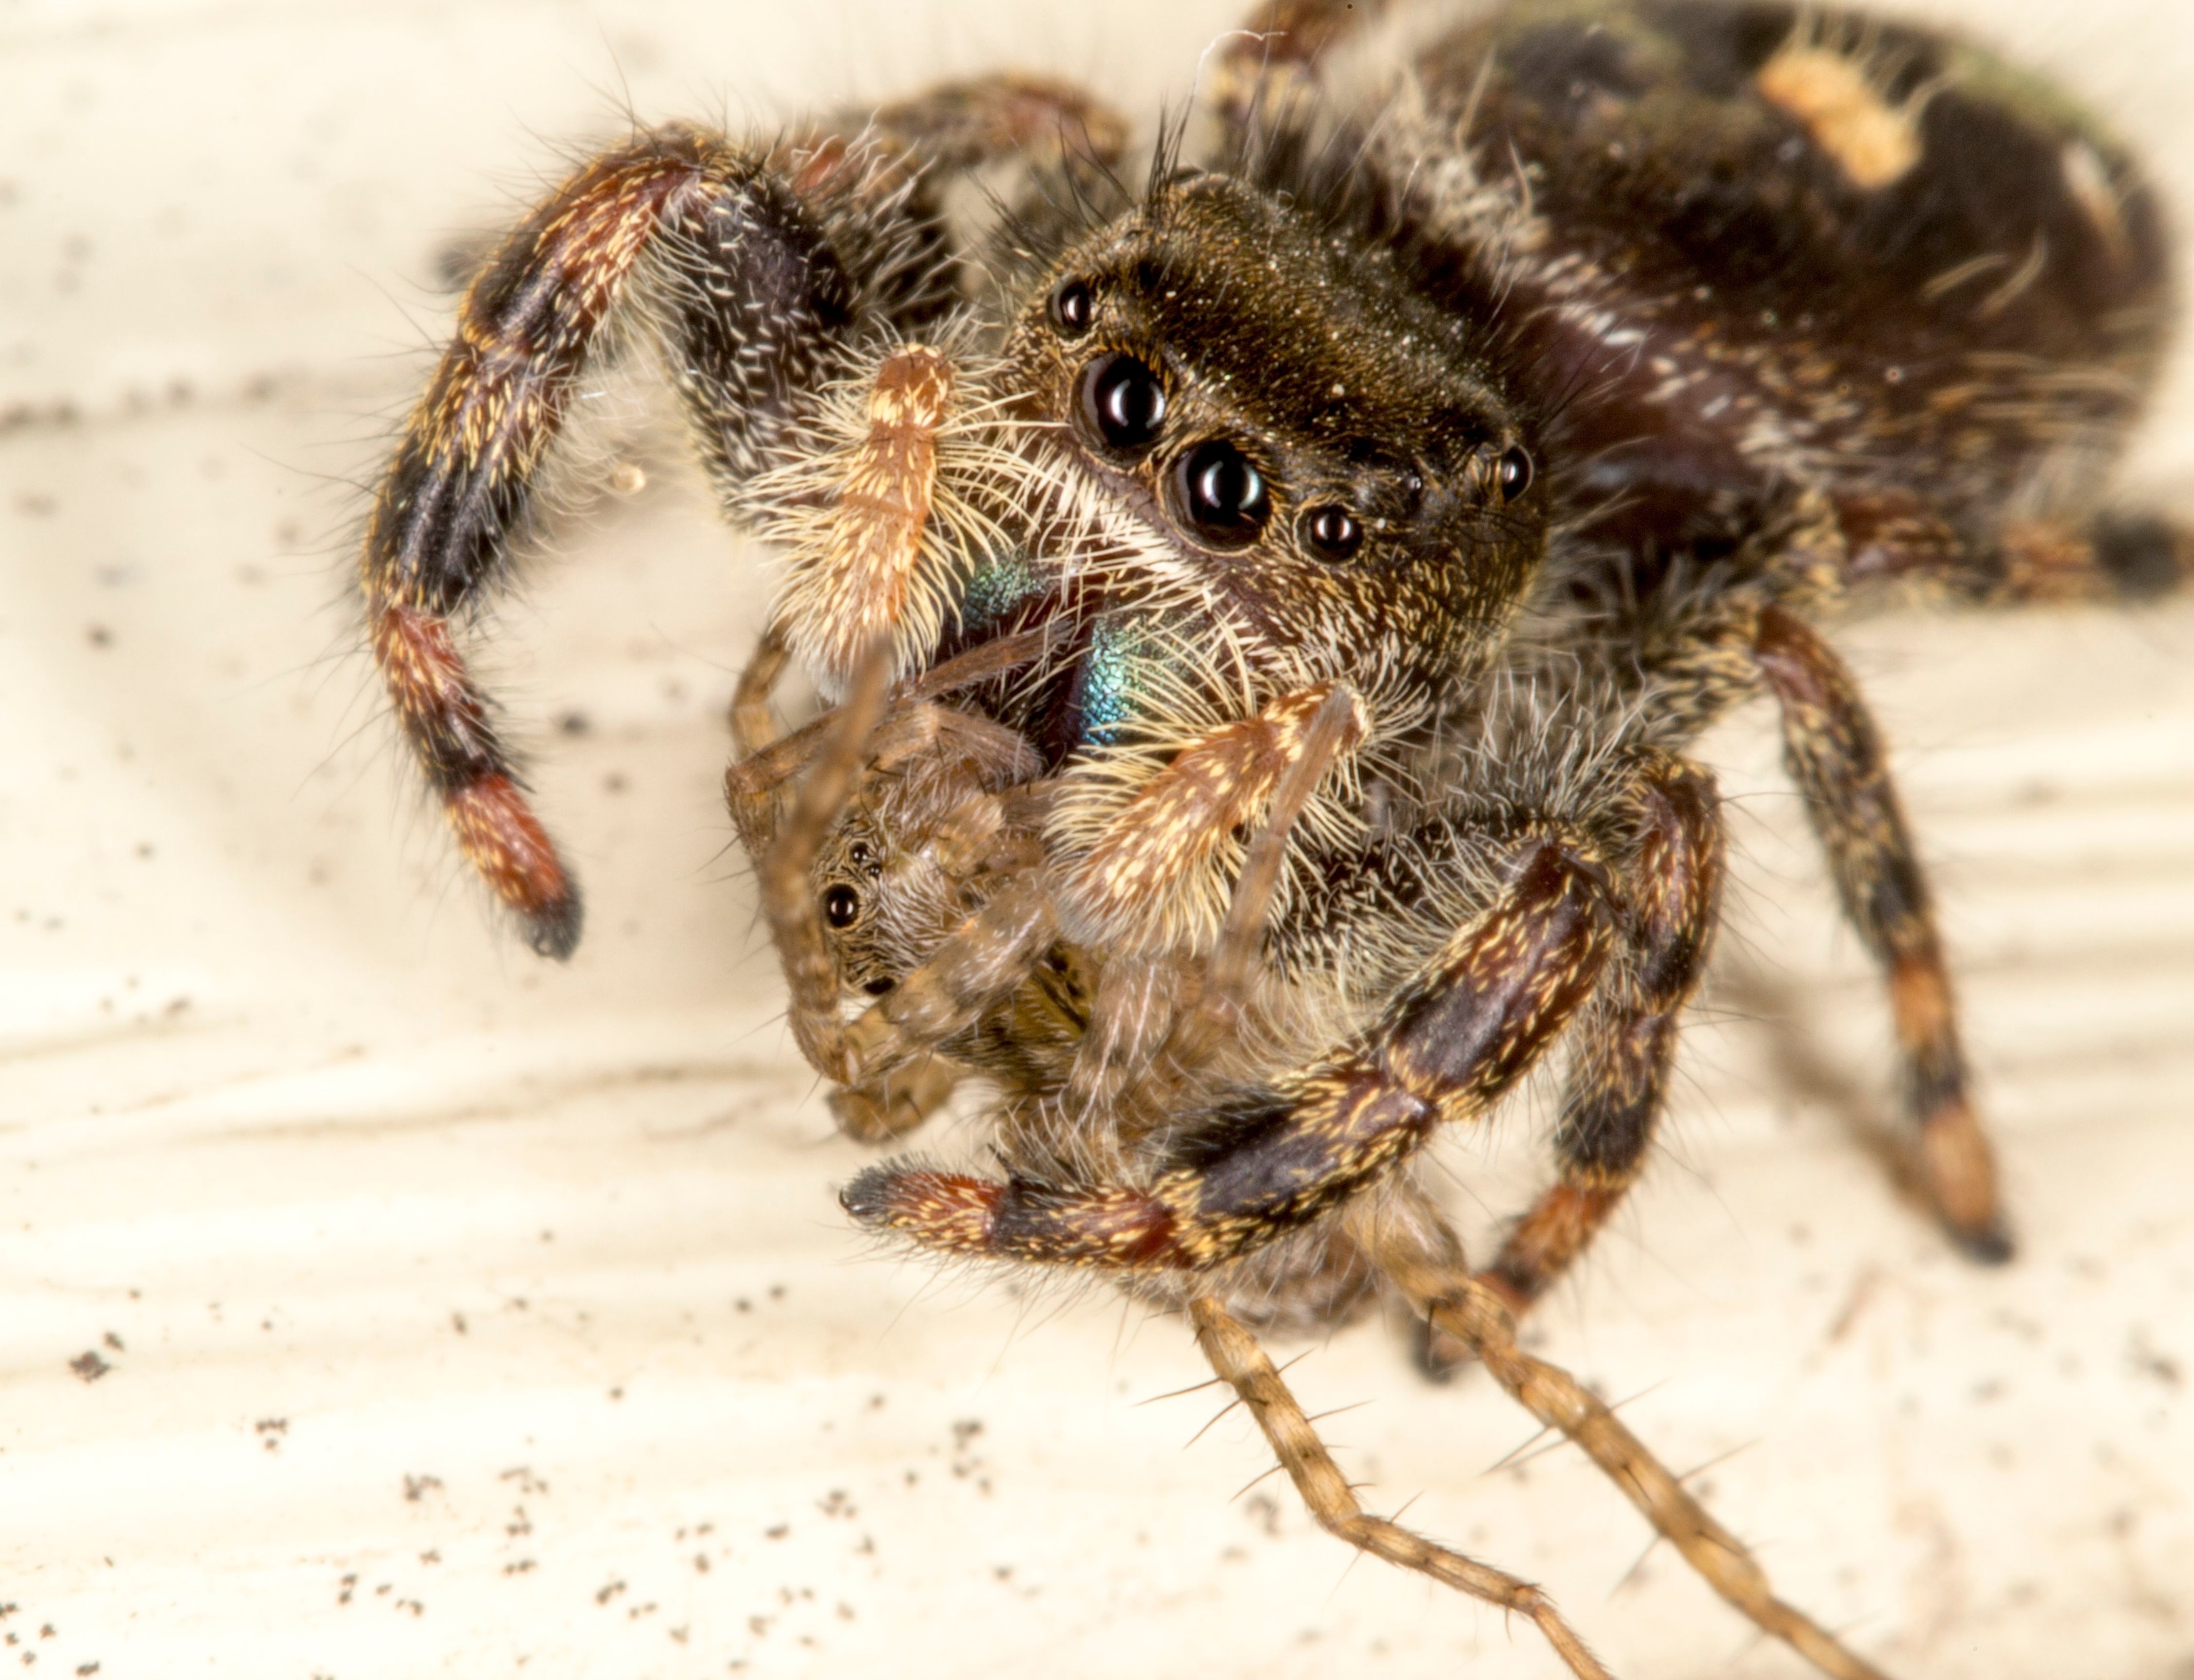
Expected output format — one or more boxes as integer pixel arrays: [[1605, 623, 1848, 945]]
[[1468, 753, 1727, 1328], [366, 75, 1129, 960], [363, 130, 869, 956], [843, 830, 1615, 1268], [1753, 606, 2012, 1259]]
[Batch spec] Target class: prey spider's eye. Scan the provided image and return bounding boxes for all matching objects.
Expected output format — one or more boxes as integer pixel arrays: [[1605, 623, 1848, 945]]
[[1077, 353, 1166, 453], [1049, 278, 1095, 336], [822, 884, 861, 930], [1498, 445, 1534, 503], [1301, 503, 1363, 562], [861, 976, 896, 996], [1174, 440, 1271, 548]]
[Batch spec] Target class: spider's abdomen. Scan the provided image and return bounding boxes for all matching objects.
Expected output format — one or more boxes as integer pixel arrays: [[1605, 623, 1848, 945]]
[[1395, 1, 2170, 558]]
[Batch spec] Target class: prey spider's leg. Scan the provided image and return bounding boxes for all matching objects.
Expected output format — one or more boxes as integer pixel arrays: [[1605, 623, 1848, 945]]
[[1369, 1217, 1895, 1680], [1186, 1296, 1615, 1680], [845, 831, 1615, 1269], [1473, 755, 1726, 1327], [763, 643, 894, 1083], [366, 130, 868, 957], [731, 625, 793, 760], [726, 626, 796, 860], [840, 877, 1059, 1080], [1753, 607, 2010, 1261], [730, 622, 1065, 824]]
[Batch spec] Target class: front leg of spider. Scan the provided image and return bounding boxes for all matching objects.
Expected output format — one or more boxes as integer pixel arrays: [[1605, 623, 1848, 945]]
[[843, 830, 1615, 1267], [365, 79, 1127, 959], [364, 130, 878, 957]]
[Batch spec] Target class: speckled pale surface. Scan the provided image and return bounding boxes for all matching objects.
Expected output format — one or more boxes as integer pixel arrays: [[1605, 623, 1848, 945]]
[[2, 3, 2190, 1677]]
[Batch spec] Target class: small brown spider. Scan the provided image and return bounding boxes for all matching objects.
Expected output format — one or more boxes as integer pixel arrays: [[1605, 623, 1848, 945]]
[[359, 2, 2185, 1675]]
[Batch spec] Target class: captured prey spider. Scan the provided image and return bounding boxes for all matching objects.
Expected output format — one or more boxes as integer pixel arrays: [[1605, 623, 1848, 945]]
[[357, 0, 2185, 1674]]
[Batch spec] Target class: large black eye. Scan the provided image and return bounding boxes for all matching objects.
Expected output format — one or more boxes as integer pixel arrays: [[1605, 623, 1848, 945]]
[[1300, 503, 1363, 562], [822, 884, 860, 930], [1173, 440, 1271, 548], [1049, 278, 1095, 336], [1498, 445, 1534, 503], [1077, 353, 1166, 452]]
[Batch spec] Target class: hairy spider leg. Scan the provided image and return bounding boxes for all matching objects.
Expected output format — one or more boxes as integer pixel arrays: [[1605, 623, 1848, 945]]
[[1370, 1207, 1895, 1680], [1471, 753, 1728, 1326], [364, 131, 868, 957], [1186, 1294, 1616, 1680], [1753, 607, 2011, 1260], [1832, 492, 2194, 605], [368, 74, 1131, 960], [843, 832, 1614, 1268], [1203, 0, 1402, 131]]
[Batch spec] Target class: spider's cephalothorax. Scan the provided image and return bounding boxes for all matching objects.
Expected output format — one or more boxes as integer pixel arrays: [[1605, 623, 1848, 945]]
[[361, 6, 2185, 1678]]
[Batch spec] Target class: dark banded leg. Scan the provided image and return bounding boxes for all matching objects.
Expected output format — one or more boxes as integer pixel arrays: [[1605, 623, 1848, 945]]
[[364, 129, 870, 956], [1370, 1211, 1896, 1680], [1753, 608, 2010, 1260], [1186, 1297, 1615, 1680], [1453, 756, 1725, 1352], [843, 833, 1616, 1270]]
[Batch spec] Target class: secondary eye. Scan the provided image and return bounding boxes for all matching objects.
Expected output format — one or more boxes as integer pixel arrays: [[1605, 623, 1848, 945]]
[[1049, 278, 1095, 336], [1498, 445, 1534, 503], [1077, 353, 1167, 452], [822, 884, 861, 930], [1174, 439, 1271, 548], [1300, 503, 1363, 562]]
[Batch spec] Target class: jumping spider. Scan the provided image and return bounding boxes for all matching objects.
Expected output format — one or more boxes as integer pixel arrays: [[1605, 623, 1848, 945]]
[[361, 2, 2182, 1675]]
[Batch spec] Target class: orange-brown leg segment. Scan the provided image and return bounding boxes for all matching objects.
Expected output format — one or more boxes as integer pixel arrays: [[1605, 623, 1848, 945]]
[[363, 129, 871, 955], [1753, 608, 2010, 1261], [1370, 1213, 1897, 1680], [1461, 755, 1726, 1347], [1186, 1297, 1615, 1680], [844, 832, 1615, 1269]]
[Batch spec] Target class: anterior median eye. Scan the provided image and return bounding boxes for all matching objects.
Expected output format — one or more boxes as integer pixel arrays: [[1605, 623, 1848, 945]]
[[1077, 353, 1167, 452], [1173, 439, 1271, 548], [823, 884, 861, 930]]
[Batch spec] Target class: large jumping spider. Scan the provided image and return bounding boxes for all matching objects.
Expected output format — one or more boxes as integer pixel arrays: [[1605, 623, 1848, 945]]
[[361, 2, 2182, 1675]]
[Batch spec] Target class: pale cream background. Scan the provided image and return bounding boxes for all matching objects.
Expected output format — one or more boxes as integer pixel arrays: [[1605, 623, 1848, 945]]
[[1, 2, 2190, 1676]]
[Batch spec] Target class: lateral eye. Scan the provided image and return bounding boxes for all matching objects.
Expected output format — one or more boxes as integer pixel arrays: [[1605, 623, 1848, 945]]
[[1049, 278, 1095, 336], [1301, 503, 1363, 562], [1077, 353, 1167, 453], [1173, 439, 1271, 548], [822, 884, 861, 930], [1498, 445, 1534, 503]]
